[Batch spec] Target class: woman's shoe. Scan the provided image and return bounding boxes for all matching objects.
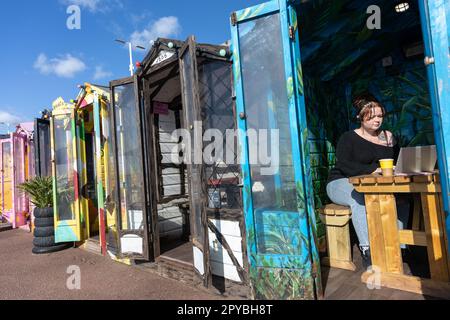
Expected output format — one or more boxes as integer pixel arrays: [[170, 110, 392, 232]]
[[360, 248, 372, 270]]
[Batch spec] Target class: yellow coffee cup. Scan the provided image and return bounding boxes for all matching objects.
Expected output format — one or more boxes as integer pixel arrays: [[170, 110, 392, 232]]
[[379, 159, 394, 176]]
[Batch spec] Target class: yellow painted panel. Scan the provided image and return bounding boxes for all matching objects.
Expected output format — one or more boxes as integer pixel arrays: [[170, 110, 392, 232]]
[[3, 181, 12, 211]]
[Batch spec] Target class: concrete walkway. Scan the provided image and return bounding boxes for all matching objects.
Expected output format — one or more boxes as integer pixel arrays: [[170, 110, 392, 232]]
[[0, 229, 225, 300]]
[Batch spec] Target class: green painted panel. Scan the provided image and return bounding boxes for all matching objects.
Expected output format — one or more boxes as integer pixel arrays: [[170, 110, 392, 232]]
[[251, 267, 316, 300]]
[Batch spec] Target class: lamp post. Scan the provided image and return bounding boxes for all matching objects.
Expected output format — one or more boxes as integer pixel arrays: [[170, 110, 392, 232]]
[[115, 39, 146, 76]]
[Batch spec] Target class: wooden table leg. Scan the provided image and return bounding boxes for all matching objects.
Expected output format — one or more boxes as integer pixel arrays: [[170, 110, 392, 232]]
[[379, 194, 403, 274], [421, 193, 450, 282], [365, 194, 387, 272], [364, 193, 403, 274]]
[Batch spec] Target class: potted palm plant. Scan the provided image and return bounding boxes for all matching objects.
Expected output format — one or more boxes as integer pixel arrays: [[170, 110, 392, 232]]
[[18, 177, 72, 254]]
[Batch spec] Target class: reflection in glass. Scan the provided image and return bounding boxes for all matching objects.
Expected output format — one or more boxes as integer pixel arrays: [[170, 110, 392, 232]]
[[38, 122, 51, 177], [239, 13, 300, 255], [113, 84, 145, 231], [54, 116, 75, 221], [104, 102, 119, 248], [240, 14, 297, 211]]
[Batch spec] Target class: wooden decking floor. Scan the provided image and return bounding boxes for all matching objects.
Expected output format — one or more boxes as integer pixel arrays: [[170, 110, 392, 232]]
[[322, 244, 440, 300], [160, 240, 194, 266]]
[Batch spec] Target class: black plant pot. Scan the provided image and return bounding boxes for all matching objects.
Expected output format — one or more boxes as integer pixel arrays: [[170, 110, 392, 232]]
[[32, 207, 72, 254]]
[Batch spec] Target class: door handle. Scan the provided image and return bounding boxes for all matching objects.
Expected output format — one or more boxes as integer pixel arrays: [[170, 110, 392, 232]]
[[424, 56, 435, 66]]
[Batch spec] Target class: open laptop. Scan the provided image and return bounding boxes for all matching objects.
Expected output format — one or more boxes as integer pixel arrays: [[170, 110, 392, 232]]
[[395, 145, 438, 175]]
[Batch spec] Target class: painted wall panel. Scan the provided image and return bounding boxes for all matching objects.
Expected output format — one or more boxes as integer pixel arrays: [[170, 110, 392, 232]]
[[159, 217, 183, 234], [162, 167, 182, 175], [210, 260, 242, 282], [163, 185, 184, 196], [157, 198, 187, 238], [159, 132, 179, 144], [193, 246, 205, 275], [160, 143, 178, 154], [210, 219, 242, 238], [208, 231, 243, 253], [209, 240, 244, 267]]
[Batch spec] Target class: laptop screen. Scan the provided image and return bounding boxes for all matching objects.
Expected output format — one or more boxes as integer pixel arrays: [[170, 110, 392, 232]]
[[395, 145, 437, 175]]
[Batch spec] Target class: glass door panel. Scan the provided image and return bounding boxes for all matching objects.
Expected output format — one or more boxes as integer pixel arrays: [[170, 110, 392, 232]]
[[231, 0, 319, 299], [13, 135, 25, 216], [111, 77, 149, 260], [35, 119, 52, 177], [52, 111, 82, 242], [179, 36, 211, 284]]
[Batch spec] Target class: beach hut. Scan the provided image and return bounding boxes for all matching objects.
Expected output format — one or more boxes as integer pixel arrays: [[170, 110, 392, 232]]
[[229, 0, 449, 299], [50, 85, 121, 258], [0, 123, 34, 228], [109, 37, 249, 293]]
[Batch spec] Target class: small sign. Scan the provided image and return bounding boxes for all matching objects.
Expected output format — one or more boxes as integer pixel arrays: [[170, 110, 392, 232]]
[[153, 101, 169, 115], [152, 50, 175, 67], [120, 234, 143, 255]]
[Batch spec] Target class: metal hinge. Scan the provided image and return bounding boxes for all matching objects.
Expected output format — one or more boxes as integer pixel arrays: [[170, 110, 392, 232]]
[[231, 12, 237, 26], [289, 25, 295, 40]]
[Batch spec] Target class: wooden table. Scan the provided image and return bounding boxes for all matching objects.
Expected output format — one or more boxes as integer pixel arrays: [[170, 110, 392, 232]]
[[349, 173, 450, 298]]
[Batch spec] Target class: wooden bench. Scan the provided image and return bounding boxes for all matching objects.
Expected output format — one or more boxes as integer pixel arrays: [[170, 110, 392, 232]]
[[319, 204, 356, 271]]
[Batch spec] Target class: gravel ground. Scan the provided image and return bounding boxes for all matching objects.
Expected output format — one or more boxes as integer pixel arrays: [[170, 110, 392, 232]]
[[0, 229, 227, 300]]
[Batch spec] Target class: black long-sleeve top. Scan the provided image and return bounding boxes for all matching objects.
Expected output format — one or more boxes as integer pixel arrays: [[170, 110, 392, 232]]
[[327, 130, 400, 184]]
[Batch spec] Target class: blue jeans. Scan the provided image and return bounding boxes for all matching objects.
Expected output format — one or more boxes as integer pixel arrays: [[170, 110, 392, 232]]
[[326, 178, 410, 249]]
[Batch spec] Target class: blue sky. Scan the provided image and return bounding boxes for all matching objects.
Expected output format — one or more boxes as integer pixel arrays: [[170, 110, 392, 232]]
[[0, 0, 262, 133]]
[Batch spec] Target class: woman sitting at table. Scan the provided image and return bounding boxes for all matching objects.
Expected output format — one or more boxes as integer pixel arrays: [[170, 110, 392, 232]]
[[326, 93, 409, 268]]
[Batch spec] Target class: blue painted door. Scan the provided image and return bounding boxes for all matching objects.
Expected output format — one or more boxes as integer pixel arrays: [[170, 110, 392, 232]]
[[231, 0, 321, 299], [419, 0, 450, 253]]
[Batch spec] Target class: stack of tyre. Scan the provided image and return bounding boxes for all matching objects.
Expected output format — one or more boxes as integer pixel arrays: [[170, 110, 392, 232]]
[[32, 208, 72, 254]]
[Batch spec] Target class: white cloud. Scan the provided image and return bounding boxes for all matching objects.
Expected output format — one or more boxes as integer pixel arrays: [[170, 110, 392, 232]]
[[61, 0, 123, 13], [130, 11, 153, 27], [0, 111, 21, 124], [34, 53, 86, 78], [130, 16, 181, 48], [93, 66, 113, 80]]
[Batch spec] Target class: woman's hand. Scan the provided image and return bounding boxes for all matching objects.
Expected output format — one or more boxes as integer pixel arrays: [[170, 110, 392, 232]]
[[372, 167, 382, 174]]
